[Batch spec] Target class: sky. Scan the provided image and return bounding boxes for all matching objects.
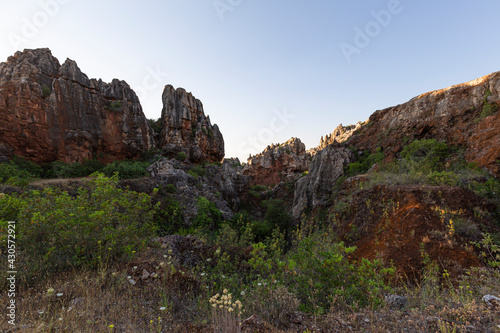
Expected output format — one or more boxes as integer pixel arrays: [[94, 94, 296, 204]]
[[1, 0, 500, 161]]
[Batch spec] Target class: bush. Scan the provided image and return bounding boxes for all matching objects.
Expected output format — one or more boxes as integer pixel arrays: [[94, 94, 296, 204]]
[[45, 159, 105, 178], [155, 196, 184, 235], [0, 173, 158, 286], [282, 233, 393, 312], [148, 118, 162, 134], [263, 199, 293, 233], [0, 162, 33, 186], [188, 165, 206, 178], [400, 139, 450, 172], [345, 147, 384, 177], [41, 84, 51, 98], [100, 160, 149, 179], [250, 184, 267, 192], [106, 100, 122, 111], [193, 197, 223, 232], [176, 151, 187, 162], [479, 90, 499, 120]]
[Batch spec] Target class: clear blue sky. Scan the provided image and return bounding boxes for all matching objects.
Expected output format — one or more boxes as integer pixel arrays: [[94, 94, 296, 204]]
[[1, 0, 500, 160]]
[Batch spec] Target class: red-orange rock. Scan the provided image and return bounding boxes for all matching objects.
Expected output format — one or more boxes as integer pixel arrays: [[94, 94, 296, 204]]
[[243, 137, 311, 186], [0, 48, 155, 164], [158, 85, 224, 163], [337, 185, 496, 281], [344, 72, 500, 177]]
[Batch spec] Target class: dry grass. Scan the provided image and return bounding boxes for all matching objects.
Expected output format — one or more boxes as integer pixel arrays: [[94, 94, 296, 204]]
[[1, 245, 499, 333]]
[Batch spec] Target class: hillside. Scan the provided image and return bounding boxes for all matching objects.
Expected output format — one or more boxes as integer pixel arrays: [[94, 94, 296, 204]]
[[0, 49, 499, 332]]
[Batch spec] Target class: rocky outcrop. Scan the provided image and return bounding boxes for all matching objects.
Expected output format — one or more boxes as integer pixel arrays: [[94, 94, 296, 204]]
[[317, 122, 364, 150], [345, 72, 500, 177], [158, 85, 224, 163], [0, 48, 155, 164], [292, 144, 355, 219], [333, 184, 497, 280], [243, 138, 311, 186], [146, 157, 249, 225], [0, 48, 227, 165]]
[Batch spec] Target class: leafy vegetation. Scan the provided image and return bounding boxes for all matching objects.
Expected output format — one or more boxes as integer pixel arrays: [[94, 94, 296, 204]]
[[41, 84, 51, 98], [0, 173, 157, 286], [188, 164, 206, 178], [345, 147, 385, 177], [175, 151, 187, 162], [105, 100, 122, 112], [148, 118, 162, 134], [100, 160, 150, 179], [0, 137, 499, 331], [478, 90, 499, 120]]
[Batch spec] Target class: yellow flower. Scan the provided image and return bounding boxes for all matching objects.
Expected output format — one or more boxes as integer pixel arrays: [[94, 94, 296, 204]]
[[109, 324, 114, 328]]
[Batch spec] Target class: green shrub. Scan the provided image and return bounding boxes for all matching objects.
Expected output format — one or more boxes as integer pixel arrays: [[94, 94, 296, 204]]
[[0, 163, 32, 186], [41, 84, 51, 98], [148, 118, 162, 134], [478, 90, 499, 120], [426, 170, 459, 186], [250, 184, 267, 192], [155, 196, 184, 235], [251, 219, 275, 241], [400, 139, 450, 172], [282, 233, 393, 312], [0, 173, 158, 286], [176, 151, 187, 162], [44, 159, 106, 178], [101, 160, 149, 180], [164, 183, 177, 193], [263, 199, 293, 233], [192, 197, 223, 232], [188, 165, 206, 178], [106, 100, 122, 111], [345, 147, 384, 177], [11, 156, 43, 177]]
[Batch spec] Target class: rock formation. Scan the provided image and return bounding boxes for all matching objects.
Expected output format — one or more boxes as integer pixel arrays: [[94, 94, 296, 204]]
[[317, 122, 364, 150], [345, 72, 500, 177], [0, 48, 155, 164], [292, 144, 355, 219], [0, 48, 226, 165], [243, 137, 311, 186], [146, 157, 249, 224], [158, 85, 224, 163]]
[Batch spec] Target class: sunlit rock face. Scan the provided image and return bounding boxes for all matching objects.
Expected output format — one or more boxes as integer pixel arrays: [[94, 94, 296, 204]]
[[158, 85, 224, 163], [345, 72, 500, 177], [0, 48, 155, 163]]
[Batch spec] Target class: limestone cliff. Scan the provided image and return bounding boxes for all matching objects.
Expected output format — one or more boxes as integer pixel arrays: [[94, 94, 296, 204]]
[[0, 49, 226, 165], [346, 72, 500, 177], [243, 137, 311, 186], [158, 85, 224, 163], [0, 48, 155, 164]]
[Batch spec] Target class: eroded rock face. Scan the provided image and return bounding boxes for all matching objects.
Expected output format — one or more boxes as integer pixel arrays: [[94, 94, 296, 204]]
[[158, 85, 224, 163], [0, 48, 155, 164], [243, 137, 311, 186], [346, 72, 500, 177], [292, 144, 355, 219], [317, 122, 364, 150], [335, 184, 497, 281], [147, 157, 249, 224]]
